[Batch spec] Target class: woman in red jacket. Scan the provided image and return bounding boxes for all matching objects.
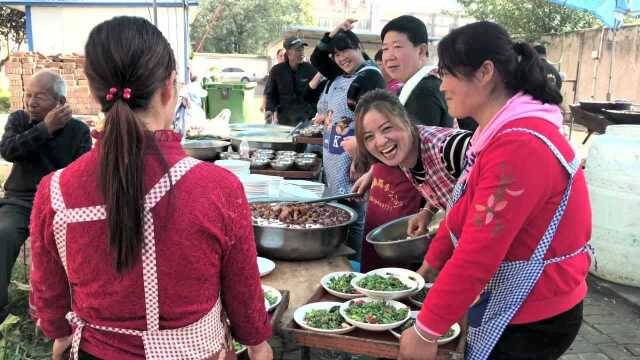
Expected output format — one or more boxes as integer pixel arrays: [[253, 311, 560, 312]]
[[356, 21, 593, 360], [28, 17, 272, 360], [397, 21, 593, 360]]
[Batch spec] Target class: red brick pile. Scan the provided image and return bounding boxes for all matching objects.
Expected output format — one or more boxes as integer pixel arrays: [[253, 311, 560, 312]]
[[5, 52, 101, 116]]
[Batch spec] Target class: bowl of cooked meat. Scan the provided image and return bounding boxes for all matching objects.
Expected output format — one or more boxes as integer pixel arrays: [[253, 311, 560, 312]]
[[250, 202, 357, 260]]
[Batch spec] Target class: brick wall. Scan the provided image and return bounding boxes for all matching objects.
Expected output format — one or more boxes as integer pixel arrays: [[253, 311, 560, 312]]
[[6, 52, 101, 116]]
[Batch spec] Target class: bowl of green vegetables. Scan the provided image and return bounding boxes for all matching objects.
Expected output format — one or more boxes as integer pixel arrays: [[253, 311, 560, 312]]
[[321, 271, 364, 299], [351, 272, 418, 300], [293, 302, 356, 334], [389, 312, 461, 345], [339, 297, 410, 331], [262, 285, 282, 312]]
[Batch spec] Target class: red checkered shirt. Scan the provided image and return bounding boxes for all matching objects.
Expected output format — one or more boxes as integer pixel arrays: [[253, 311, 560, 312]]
[[402, 126, 469, 211]]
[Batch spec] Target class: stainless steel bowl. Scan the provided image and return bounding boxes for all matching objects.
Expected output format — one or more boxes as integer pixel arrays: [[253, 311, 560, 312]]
[[366, 212, 444, 263], [253, 203, 358, 260], [182, 140, 230, 161], [296, 152, 318, 160], [250, 157, 270, 169], [270, 159, 293, 171], [295, 158, 317, 170]]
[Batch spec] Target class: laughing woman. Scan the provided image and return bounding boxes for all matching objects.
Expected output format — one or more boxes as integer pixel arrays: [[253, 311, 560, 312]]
[[398, 21, 593, 360], [310, 19, 385, 261]]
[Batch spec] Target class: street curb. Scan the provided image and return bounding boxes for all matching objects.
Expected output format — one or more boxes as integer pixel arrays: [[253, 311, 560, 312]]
[[588, 274, 640, 312]]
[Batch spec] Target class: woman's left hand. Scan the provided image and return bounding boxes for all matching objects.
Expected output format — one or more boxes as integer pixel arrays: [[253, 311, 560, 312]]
[[398, 326, 438, 360], [52, 335, 73, 360]]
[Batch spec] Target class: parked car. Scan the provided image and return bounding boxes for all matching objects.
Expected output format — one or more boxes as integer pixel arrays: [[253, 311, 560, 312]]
[[213, 67, 257, 83]]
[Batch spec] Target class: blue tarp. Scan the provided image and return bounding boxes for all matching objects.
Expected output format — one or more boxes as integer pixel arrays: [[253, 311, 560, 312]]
[[548, 0, 640, 28]]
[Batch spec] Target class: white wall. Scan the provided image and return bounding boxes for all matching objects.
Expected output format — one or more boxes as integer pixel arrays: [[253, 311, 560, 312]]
[[30, 6, 191, 82]]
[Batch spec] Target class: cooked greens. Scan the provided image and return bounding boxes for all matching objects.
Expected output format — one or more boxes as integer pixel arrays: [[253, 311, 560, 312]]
[[264, 291, 278, 306], [303, 306, 349, 330], [356, 274, 409, 291], [185, 134, 222, 140], [233, 340, 245, 353], [344, 300, 408, 324], [399, 318, 416, 332], [411, 287, 427, 303], [398, 319, 455, 339], [326, 273, 358, 294]]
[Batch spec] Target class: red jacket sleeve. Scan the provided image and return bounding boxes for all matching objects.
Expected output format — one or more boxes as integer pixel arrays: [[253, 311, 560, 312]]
[[29, 174, 73, 339], [218, 178, 272, 345], [424, 217, 454, 270], [417, 133, 557, 334]]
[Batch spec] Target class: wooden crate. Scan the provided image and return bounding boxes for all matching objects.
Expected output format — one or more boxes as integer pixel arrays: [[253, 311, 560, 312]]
[[281, 286, 466, 359]]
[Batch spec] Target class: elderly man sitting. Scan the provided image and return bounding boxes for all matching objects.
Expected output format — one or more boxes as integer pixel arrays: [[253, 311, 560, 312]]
[[0, 70, 91, 323]]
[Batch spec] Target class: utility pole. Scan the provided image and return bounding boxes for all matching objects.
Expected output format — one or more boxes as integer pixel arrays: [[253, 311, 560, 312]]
[[153, 0, 158, 25]]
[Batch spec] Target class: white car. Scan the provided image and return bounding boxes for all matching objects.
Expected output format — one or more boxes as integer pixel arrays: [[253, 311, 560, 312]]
[[215, 67, 257, 83]]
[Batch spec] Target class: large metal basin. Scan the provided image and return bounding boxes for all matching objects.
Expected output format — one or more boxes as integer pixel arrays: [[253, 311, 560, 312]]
[[253, 203, 358, 260], [366, 212, 444, 263], [230, 130, 299, 151], [182, 139, 230, 161]]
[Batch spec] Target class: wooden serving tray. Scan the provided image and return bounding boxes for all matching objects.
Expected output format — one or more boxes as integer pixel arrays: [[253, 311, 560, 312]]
[[250, 163, 321, 179], [294, 135, 323, 145], [281, 286, 466, 359]]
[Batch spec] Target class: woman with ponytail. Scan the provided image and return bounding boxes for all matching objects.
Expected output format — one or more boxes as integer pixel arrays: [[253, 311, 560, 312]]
[[28, 17, 272, 360], [398, 21, 593, 360]]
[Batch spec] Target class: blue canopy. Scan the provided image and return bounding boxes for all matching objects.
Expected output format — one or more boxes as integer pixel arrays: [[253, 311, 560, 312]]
[[548, 0, 640, 28]]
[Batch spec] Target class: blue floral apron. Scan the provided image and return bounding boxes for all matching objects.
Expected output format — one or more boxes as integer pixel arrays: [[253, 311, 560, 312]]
[[446, 128, 596, 360], [321, 65, 381, 196]]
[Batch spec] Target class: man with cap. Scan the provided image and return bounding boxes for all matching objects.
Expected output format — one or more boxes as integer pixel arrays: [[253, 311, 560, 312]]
[[263, 36, 317, 127]]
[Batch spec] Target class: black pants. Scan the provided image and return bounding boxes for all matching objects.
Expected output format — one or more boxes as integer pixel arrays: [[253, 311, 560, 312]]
[[0, 202, 31, 321], [488, 301, 583, 360]]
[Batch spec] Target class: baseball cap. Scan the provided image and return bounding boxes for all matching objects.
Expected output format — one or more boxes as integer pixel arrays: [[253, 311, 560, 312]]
[[283, 36, 308, 50]]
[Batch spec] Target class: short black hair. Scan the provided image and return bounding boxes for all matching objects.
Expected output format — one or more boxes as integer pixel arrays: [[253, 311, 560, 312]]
[[381, 15, 428, 46], [331, 30, 361, 52], [374, 49, 383, 62], [533, 45, 547, 56]]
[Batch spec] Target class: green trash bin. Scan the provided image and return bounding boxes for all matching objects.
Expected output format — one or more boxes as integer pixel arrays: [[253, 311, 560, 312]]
[[204, 82, 256, 123]]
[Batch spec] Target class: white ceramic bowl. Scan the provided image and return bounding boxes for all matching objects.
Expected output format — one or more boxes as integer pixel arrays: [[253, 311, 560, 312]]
[[389, 314, 461, 345], [367, 267, 426, 298], [351, 272, 418, 301], [320, 271, 364, 300], [262, 285, 282, 312], [339, 297, 411, 332], [257, 257, 276, 277], [293, 301, 355, 334]]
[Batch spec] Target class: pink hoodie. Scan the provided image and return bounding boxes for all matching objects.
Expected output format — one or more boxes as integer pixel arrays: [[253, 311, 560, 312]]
[[461, 92, 563, 182]]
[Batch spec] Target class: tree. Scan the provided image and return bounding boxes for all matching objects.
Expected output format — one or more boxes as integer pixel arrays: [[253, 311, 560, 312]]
[[459, 0, 598, 42], [190, 0, 313, 54], [0, 6, 25, 68]]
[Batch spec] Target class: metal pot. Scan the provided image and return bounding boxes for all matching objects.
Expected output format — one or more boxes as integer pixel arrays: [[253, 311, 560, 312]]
[[230, 131, 300, 151], [253, 203, 358, 260], [182, 139, 230, 161], [366, 212, 444, 263]]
